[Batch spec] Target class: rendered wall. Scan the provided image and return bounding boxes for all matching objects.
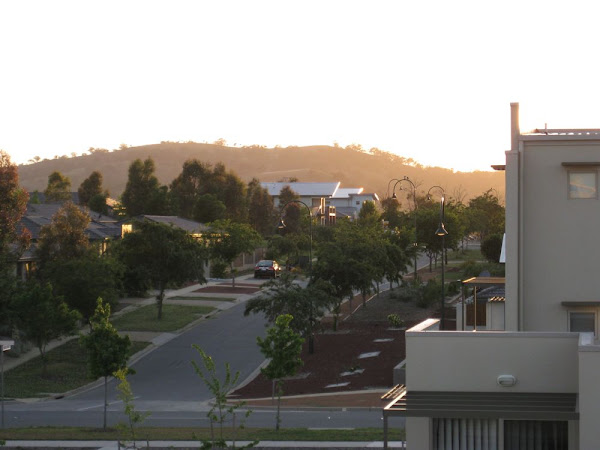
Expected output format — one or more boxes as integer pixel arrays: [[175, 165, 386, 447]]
[[578, 339, 600, 448], [519, 140, 600, 332], [406, 330, 578, 392]]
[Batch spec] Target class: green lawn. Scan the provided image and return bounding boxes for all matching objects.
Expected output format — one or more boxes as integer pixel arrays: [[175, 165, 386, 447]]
[[112, 304, 215, 332], [4, 340, 149, 398], [0, 426, 405, 441]]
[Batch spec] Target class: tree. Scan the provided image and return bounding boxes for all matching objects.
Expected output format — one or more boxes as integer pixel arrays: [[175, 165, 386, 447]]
[[13, 281, 80, 375], [205, 220, 261, 288], [115, 368, 149, 447], [481, 233, 504, 262], [191, 346, 255, 449], [357, 200, 381, 227], [465, 190, 505, 242], [193, 194, 226, 223], [277, 187, 301, 234], [244, 273, 333, 353], [169, 159, 212, 219], [43, 254, 124, 325], [78, 171, 106, 207], [256, 314, 304, 431], [0, 151, 30, 330], [80, 299, 131, 430], [0, 151, 29, 251], [35, 201, 91, 271], [247, 178, 275, 236], [44, 171, 71, 203], [116, 220, 206, 319], [121, 158, 169, 216]]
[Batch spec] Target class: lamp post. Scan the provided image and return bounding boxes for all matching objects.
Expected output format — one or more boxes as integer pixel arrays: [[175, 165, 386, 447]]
[[278, 200, 315, 353], [427, 186, 448, 330], [391, 176, 418, 281]]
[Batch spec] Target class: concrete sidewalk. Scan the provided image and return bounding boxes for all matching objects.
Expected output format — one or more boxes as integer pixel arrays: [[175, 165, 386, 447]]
[[2, 440, 407, 449]]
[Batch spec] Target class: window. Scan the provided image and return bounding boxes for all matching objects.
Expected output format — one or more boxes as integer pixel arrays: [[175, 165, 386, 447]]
[[433, 418, 499, 449], [504, 420, 567, 450], [568, 171, 597, 199], [569, 311, 595, 333]]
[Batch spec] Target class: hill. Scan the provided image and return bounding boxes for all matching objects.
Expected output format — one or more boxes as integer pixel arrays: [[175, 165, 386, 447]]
[[17, 143, 504, 202]]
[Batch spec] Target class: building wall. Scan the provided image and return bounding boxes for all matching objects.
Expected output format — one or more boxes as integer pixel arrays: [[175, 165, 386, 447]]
[[577, 336, 600, 448], [518, 140, 600, 332], [406, 330, 579, 392]]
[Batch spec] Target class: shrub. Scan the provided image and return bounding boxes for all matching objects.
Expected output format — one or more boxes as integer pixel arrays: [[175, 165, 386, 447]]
[[210, 260, 228, 279], [387, 314, 405, 328]]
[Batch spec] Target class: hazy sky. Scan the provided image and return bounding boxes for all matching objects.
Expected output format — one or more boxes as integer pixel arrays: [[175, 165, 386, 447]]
[[3, 1, 600, 171]]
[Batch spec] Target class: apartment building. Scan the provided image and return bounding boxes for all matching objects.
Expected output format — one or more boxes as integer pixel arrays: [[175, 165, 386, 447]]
[[384, 103, 600, 449]]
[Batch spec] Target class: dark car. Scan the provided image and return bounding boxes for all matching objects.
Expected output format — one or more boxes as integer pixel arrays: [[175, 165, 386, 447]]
[[254, 259, 281, 278]]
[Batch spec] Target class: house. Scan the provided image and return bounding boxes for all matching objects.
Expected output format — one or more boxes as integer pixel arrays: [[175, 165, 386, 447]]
[[384, 103, 600, 449], [260, 181, 378, 222], [328, 187, 380, 221], [260, 181, 341, 208], [15, 202, 121, 280]]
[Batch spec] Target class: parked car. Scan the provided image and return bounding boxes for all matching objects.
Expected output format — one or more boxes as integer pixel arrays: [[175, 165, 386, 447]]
[[254, 260, 281, 278]]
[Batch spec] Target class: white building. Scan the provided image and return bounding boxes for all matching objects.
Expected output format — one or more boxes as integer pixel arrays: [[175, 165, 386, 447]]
[[384, 103, 600, 449]]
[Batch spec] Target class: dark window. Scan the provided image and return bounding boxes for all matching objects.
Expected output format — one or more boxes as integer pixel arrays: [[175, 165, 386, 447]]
[[504, 420, 567, 450]]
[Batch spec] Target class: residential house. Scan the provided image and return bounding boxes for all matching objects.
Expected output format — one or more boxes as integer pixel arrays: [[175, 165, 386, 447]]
[[328, 187, 380, 221], [16, 202, 121, 280], [384, 103, 600, 449]]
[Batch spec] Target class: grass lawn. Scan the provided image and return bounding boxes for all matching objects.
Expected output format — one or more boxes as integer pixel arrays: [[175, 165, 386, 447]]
[[112, 304, 215, 332], [4, 340, 149, 399], [168, 295, 237, 302], [0, 426, 405, 441]]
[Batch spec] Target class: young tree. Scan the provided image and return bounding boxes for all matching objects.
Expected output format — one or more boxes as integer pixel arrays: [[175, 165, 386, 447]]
[[80, 299, 131, 430], [35, 201, 91, 270], [117, 220, 206, 319], [115, 368, 150, 448], [44, 171, 72, 203], [257, 315, 304, 431], [13, 281, 80, 375], [191, 346, 255, 449], [193, 194, 226, 223], [205, 219, 261, 288]]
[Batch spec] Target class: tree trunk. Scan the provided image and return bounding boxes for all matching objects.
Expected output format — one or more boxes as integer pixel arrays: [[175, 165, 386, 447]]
[[156, 284, 165, 320], [231, 263, 236, 288], [103, 376, 108, 430]]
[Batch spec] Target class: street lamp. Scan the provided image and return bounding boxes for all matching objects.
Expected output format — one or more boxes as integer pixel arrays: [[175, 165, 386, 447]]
[[391, 176, 418, 281], [427, 186, 448, 330], [278, 200, 315, 353]]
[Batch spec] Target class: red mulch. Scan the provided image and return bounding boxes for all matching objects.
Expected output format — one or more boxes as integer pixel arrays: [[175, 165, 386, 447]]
[[229, 290, 438, 399]]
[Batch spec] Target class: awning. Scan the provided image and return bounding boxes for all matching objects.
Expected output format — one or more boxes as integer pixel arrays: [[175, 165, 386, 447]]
[[384, 389, 578, 421]]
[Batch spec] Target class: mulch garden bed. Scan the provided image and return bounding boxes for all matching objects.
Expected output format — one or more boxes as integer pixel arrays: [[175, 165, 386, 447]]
[[229, 288, 438, 399]]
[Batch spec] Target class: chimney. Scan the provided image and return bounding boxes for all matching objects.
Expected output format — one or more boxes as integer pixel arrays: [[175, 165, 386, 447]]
[[510, 102, 520, 151]]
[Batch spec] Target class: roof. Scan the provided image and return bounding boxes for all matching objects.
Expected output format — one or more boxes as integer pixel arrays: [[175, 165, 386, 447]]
[[135, 215, 209, 233], [384, 388, 578, 420], [20, 203, 120, 240], [462, 277, 505, 286], [28, 192, 80, 204], [261, 182, 340, 197], [331, 188, 363, 198]]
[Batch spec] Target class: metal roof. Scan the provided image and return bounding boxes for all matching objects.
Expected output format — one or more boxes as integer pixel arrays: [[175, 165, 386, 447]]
[[462, 277, 506, 286], [384, 389, 578, 420], [331, 188, 363, 198], [261, 182, 340, 197]]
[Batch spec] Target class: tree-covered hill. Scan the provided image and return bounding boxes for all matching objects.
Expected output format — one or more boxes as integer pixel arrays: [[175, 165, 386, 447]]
[[17, 142, 504, 202]]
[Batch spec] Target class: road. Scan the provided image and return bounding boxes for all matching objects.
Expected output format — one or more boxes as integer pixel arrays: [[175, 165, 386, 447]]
[[3, 266, 426, 430]]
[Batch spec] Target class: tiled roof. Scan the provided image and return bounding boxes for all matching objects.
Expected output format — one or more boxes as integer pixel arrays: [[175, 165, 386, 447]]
[[261, 182, 340, 197], [134, 215, 209, 233]]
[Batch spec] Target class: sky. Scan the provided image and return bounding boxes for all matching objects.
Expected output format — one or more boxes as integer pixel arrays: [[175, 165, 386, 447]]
[[3, 1, 600, 172]]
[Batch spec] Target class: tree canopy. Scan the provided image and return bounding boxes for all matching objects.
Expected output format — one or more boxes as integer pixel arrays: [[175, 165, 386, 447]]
[[44, 171, 72, 203], [116, 220, 206, 319]]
